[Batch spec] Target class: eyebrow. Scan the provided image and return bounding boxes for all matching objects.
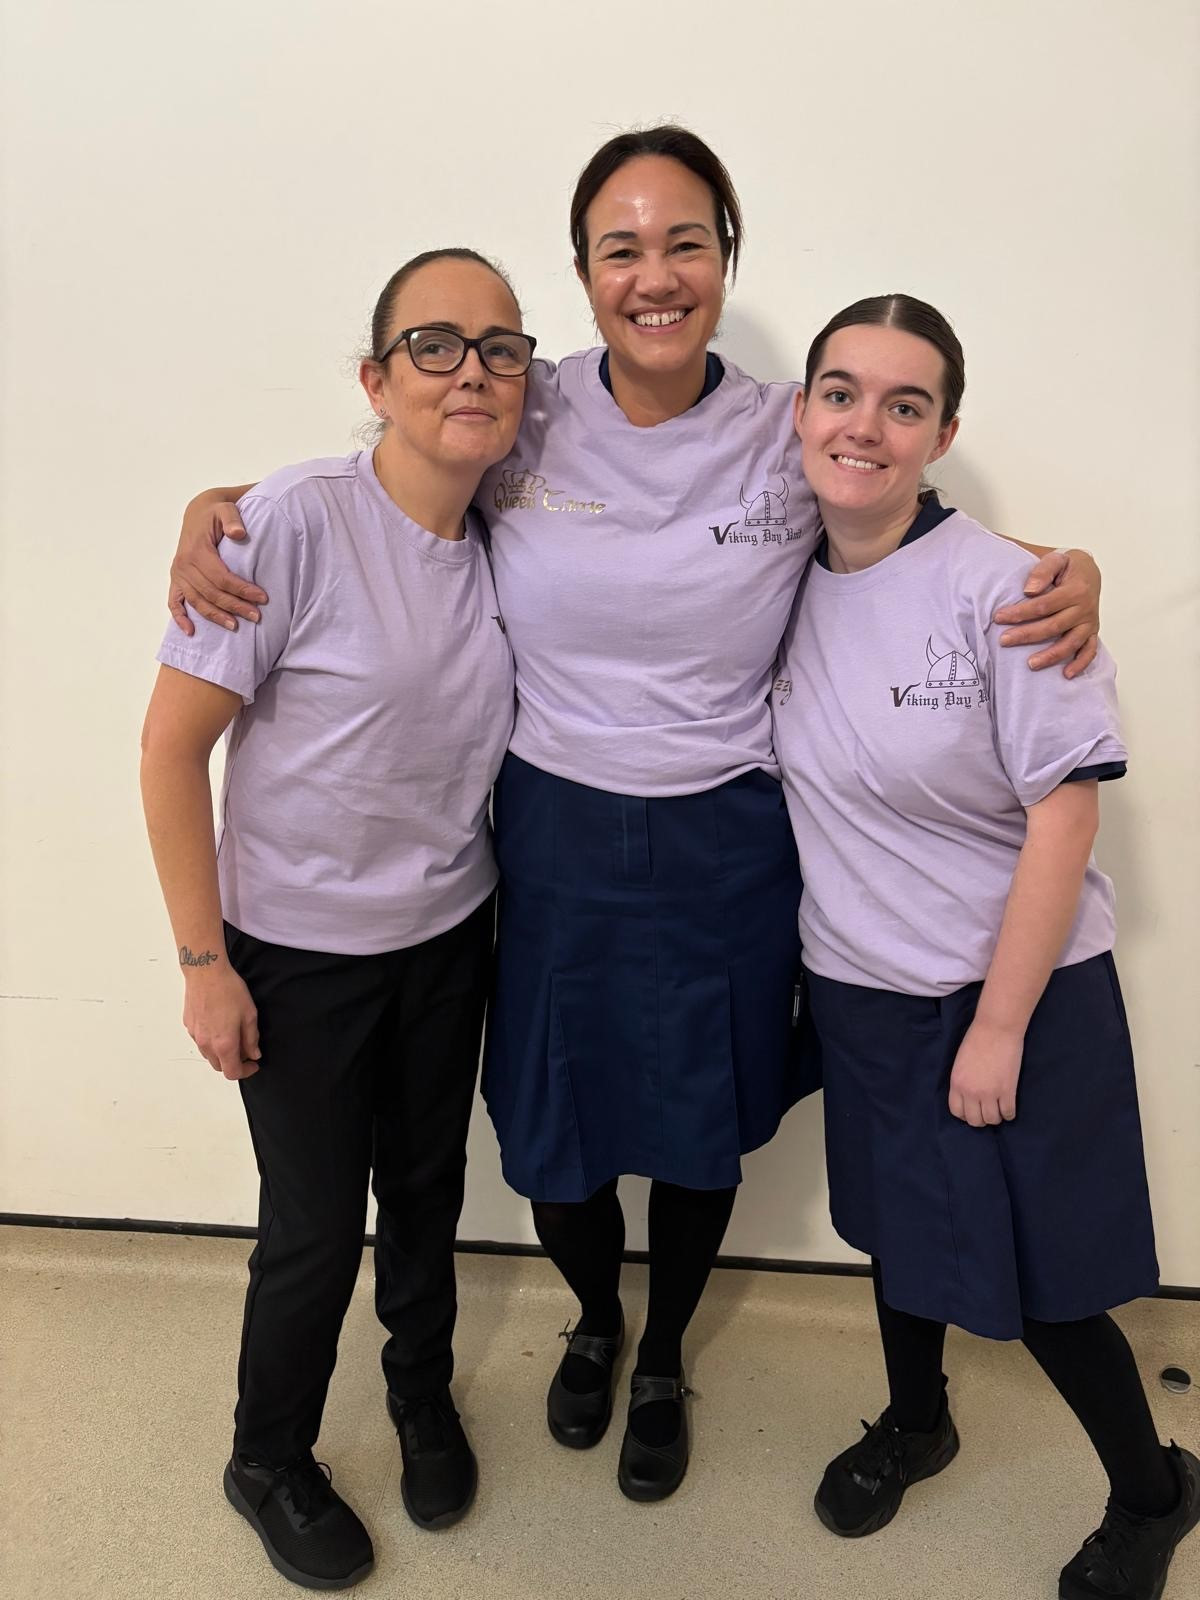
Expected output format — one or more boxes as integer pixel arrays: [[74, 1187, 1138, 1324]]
[[594, 221, 714, 250], [416, 321, 525, 338], [818, 369, 936, 406]]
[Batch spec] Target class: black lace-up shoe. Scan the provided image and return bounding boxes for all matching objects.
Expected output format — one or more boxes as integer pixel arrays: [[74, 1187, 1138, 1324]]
[[386, 1389, 477, 1530], [547, 1313, 625, 1449], [617, 1373, 693, 1502], [814, 1392, 960, 1538], [223, 1452, 373, 1590], [1059, 1443, 1200, 1600]]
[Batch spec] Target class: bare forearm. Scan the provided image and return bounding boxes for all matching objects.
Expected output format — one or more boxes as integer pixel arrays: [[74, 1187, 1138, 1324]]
[[140, 748, 228, 971], [975, 792, 1098, 1035]]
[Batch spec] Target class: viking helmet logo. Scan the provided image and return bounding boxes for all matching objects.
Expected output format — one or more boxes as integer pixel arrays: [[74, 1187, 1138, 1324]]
[[740, 477, 789, 528], [925, 636, 979, 689]]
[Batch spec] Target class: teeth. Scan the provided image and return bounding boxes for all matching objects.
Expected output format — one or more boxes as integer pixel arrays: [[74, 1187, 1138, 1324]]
[[633, 309, 687, 327], [835, 455, 884, 471]]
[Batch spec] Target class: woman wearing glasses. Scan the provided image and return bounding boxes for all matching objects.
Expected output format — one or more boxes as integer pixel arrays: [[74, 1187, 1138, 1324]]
[[141, 248, 532, 1591], [166, 129, 1102, 1510]]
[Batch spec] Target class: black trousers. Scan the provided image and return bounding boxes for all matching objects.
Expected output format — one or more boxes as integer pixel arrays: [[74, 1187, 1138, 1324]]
[[225, 896, 494, 1466]]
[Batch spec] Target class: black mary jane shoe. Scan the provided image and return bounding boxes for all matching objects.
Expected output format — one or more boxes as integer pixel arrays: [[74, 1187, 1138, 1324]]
[[617, 1373, 693, 1503], [546, 1312, 625, 1449]]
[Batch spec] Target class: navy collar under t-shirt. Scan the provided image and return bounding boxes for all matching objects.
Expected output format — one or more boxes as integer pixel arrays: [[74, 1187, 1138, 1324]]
[[598, 348, 725, 407], [814, 490, 955, 571]]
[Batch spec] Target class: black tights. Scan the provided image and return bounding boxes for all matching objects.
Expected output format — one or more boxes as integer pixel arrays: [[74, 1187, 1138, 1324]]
[[532, 1179, 736, 1443], [870, 1260, 1175, 1518]]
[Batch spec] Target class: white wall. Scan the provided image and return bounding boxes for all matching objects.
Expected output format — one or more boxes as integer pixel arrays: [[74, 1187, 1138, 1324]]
[[2, 0, 1197, 1277]]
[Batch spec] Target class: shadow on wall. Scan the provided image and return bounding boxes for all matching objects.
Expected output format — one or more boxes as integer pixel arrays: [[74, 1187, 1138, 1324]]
[[924, 451, 1001, 531], [717, 306, 805, 385], [1091, 744, 1149, 941]]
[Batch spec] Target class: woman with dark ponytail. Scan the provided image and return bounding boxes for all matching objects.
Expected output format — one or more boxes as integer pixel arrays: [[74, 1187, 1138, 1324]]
[[772, 294, 1196, 1600], [143, 250, 532, 1588], [166, 129, 1104, 1509]]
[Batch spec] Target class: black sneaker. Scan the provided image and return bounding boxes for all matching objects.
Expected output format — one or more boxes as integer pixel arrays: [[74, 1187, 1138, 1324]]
[[814, 1392, 960, 1537], [387, 1389, 477, 1530], [223, 1452, 373, 1591], [1059, 1443, 1200, 1600]]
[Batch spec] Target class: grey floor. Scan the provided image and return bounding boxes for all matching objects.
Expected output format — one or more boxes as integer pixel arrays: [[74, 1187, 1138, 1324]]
[[2, 1225, 1198, 1600]]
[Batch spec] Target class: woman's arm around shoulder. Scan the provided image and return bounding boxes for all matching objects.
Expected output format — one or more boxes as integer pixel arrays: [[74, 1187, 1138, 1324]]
[[990, 535, 1102, 679], [168, 480, 262, 636]]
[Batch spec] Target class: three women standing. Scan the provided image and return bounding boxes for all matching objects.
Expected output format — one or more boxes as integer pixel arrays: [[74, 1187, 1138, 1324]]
[[164, 127, 1105, 1536]]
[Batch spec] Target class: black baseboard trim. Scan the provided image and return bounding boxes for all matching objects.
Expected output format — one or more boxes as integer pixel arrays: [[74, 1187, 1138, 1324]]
[[2, 1212, 1197, 1299]]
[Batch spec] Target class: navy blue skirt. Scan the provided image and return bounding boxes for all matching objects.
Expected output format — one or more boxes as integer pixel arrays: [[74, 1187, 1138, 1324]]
[[808, 952, 1159, 1340], [483, 754, 821, 1201]]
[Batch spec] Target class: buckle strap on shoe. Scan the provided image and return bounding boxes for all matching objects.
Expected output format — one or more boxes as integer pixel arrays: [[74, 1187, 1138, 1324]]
[[629, 1373, 693, 1411], [559, 1318, 623, 1371]]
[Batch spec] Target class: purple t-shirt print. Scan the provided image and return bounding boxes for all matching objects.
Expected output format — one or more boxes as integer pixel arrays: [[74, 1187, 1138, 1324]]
[[477, 349, 821, 798], [772, 512, 1127, 996], [156, 451, 515, 956]]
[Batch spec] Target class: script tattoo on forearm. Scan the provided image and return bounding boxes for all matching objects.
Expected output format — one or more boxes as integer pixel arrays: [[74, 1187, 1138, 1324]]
[[179, 946, 220, 969]]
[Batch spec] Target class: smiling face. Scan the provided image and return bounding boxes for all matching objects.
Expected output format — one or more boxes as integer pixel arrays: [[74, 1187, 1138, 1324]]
[[360, 256, 527, 474], [577, 155, 728, 381], [795, 324, 959, 523]]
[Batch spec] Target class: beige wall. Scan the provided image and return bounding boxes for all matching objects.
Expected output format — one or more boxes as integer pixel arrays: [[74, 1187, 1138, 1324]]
[[2, 0, 1197, 1277]]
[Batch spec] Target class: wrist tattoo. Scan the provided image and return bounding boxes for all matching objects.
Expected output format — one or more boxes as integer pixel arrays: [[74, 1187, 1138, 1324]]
[[179, 945, 220, 969]]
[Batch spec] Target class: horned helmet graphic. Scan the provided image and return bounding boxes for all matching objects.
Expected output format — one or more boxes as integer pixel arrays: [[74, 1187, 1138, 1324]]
[[740, 476, 789, 527], [925, 635, 980, 689]]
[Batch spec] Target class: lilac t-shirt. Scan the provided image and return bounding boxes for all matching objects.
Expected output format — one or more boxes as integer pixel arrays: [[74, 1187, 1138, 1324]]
[[772, 513, 1126, 995], [477, 348, 820, 797], [157, 451, 515, 956]]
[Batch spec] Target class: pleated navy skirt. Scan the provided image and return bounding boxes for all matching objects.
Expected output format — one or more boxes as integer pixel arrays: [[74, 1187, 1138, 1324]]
[[808, 952, 1159, 1340], [482, 754, 821, 1202]]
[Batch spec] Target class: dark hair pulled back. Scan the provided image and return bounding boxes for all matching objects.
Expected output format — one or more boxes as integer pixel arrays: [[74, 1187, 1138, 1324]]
[[569, 125, 744, 280], [369, 247, 518, 362], [804, 294, 965, 425]]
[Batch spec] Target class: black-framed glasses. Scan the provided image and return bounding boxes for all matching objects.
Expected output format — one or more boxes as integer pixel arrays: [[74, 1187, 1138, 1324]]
[[376, 326, 537, 377]]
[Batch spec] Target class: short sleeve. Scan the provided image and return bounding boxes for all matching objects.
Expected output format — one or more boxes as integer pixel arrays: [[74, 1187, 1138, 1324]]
[[985, 628, 1128, 808], [1062, 761, 1127, 784], [155, 493, 307, 704]]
